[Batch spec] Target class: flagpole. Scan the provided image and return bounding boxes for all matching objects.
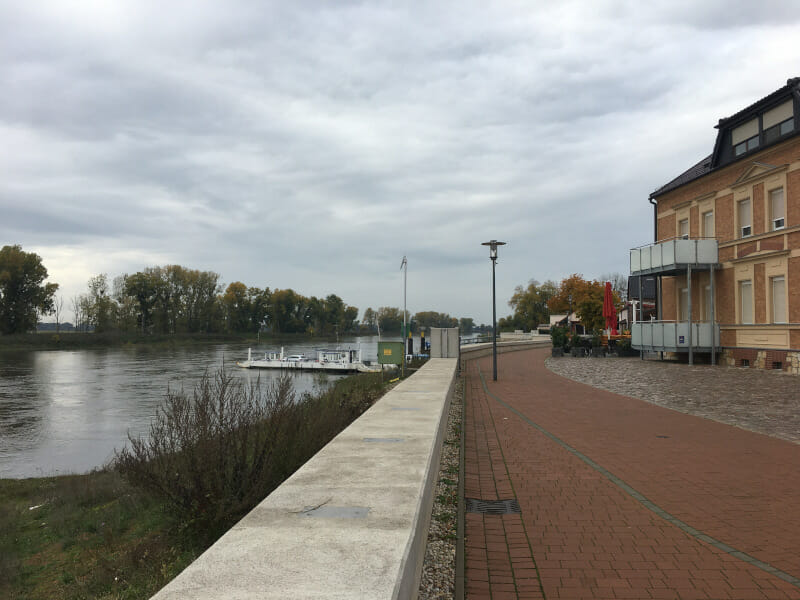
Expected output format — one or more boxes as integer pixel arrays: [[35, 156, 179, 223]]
[[401, 255, 407, 342], [401, 256, 407, 377]]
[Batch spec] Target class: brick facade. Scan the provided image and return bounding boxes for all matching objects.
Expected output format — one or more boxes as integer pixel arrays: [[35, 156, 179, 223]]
[[646, 80, 800, 372]]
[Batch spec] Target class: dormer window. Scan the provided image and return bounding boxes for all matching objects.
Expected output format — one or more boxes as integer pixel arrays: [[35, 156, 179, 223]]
[[733, 118, 759, 156], [763, 100, 795, 144]]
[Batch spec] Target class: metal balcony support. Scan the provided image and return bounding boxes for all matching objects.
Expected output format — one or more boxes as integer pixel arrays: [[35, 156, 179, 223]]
[[688, 264, 693, 366], [710, 264, 716, 365]]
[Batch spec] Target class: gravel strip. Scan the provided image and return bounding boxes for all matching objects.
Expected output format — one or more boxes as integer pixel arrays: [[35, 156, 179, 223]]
[[418, 377, 462, 600], [546, 355, 800, 444]]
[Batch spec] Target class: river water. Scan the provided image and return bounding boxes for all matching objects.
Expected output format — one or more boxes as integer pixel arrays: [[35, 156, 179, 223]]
[[0, 335, 415, 479]]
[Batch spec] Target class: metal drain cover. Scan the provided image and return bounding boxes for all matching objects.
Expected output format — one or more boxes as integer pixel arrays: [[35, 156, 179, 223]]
[[465, 498, 521, 515]]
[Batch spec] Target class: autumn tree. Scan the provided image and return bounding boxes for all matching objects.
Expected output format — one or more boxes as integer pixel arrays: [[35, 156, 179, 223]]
[[459, 317, 475, 334], [547, 274, 615, 332], [499, 279, 557, 331], [376, 306, 405, 334], [360, 308, 378, 334], [222, 282, 251, 332], [413, 311, 458, 331], [86, 274, 115, 332], [0, 245, 59, 334], [600, 272, 628, 302]]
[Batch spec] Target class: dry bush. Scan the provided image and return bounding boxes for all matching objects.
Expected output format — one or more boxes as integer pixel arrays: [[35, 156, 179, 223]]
[[116, 370, 300, 535], [115, 369, 387, 537]]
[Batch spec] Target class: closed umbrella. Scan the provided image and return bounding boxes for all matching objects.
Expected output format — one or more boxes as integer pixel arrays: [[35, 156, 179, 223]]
[[602, 281, 618, 335]]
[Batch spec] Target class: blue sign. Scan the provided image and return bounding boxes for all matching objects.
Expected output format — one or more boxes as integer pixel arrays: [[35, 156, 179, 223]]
[[679, 335, 685, 344]]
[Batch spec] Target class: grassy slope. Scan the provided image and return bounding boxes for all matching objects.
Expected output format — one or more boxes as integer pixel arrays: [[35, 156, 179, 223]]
[[0, 471, 199, 600], [0, 368, 403, 599]]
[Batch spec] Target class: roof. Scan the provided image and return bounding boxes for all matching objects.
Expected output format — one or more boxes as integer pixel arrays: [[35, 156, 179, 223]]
[[650, 154, 712, 198], [651, 78, 800, 199], [716, 77, 800, 129]]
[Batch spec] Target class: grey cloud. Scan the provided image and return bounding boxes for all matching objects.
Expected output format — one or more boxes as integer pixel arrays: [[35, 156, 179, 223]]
[[3, 1, 800, 323]]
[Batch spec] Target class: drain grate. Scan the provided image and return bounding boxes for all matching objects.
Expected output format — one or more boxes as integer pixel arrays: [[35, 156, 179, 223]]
[[465, 498, 521, 515]]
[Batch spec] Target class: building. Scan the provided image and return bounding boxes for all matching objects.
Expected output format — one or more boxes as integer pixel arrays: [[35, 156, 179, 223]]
[[630, 77, 800, 372]]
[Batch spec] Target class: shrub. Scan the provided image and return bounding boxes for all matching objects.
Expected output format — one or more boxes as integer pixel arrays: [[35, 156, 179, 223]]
[[590, 330, 602, 348], [550, 326, 568, 350], [116, 371, 298, 536], [570, 332, 587, 349], [115, 368, 386, 538]]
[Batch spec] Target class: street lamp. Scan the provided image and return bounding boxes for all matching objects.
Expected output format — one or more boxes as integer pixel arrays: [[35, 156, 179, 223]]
[[481, 240, 506, 381]]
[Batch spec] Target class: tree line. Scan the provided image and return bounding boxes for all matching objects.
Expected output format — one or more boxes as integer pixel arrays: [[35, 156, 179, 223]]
[[498, 273, 625, 333], [1, 245, 479, 336]]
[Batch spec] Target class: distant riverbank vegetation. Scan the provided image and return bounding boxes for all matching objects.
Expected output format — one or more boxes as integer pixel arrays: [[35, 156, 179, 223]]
[[0, 367, 398, 599], [1, 245, 482, 345], [497, 273, 626, 332]]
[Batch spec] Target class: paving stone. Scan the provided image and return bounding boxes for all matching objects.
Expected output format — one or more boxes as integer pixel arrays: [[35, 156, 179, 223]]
[[463, 349, 800, 599]]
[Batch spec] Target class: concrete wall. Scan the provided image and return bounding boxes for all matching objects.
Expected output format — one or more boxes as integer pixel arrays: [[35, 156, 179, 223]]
[[429, 327, 460, 358], [151, 358, 458, 600]]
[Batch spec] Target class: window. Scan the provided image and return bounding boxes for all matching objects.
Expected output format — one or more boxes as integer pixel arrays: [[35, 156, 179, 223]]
[[679, 287, 689, 321], [734, 136, 759, 156], [770, 188, 785, 230], [703, 284, 712, 321], [739, 280, 753, 324], [738, 199, 752, 237], [771, 276, 786, 323], [763, 100, 795, 144], [732, 118, 759, 156], [679, 219, 689, 240], [702, 211, 714, 238], [764, 118, 795, 144]]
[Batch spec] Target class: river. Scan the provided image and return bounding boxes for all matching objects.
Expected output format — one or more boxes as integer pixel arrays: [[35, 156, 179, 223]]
[[0, 335, 418, 479]]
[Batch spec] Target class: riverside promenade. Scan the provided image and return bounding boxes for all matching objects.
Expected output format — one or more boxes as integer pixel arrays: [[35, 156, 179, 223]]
[[463, 348, 800, 599]]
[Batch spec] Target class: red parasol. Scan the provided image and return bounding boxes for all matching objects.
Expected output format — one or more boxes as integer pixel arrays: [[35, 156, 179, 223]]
[[602, 281, 618, 335]]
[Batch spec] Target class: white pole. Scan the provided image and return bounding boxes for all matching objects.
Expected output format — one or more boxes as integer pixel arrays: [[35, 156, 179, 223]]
[[401, 256, 407, 346]]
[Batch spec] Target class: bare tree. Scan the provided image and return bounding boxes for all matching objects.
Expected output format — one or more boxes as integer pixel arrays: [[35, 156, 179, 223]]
[[600, 272, 628, 302], [53, 295, 64, 333]]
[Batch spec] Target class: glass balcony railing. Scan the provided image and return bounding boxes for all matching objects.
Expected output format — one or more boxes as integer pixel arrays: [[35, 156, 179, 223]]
[[630, 238, 719, 275], [632, 321, 720, 352]]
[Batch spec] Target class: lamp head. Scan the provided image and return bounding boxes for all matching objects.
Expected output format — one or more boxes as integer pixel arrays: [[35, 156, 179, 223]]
[[481, 240, 506, 260]]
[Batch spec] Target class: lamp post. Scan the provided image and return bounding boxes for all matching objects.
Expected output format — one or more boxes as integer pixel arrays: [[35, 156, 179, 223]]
[[481, 240, 506, 381]]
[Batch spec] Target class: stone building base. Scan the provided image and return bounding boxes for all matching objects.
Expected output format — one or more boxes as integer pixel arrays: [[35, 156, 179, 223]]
[[721, 348, 800, 374]]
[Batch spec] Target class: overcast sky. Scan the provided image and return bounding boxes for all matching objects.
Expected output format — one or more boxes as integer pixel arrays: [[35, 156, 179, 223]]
[[3, 1, 800, 325]]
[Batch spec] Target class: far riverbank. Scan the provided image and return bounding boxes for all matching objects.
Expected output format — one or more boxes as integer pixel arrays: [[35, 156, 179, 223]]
[[0, 331, 299, 351]]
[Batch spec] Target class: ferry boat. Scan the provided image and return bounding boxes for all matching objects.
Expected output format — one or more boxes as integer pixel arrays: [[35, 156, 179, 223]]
[[236, 347, 381, 373]]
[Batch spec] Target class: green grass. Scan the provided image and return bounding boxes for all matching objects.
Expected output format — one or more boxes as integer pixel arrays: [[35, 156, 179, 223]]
[[0, 366, 411, 599], [0, 471, 201, 600]]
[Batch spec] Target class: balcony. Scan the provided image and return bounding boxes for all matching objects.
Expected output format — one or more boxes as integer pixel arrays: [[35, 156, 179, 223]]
[[632, 321, 720, 353], [630, 238, 719, 276]]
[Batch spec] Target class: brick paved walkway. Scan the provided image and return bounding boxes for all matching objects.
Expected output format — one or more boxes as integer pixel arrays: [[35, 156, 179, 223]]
[[464, 348, 800, 599]]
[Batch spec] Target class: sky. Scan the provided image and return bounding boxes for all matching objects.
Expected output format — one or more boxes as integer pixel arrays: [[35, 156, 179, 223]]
[[3, 1, 800, 325]]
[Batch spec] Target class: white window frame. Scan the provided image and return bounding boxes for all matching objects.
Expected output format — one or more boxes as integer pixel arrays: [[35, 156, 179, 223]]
[[738, 198, 752, 238], [702, 210, 714, 238], [771, 276, 787, 324], [678, 219, 689, 240], [739, 280, 753, 324], [679, 287, 689, 321], [769, 187, 785, 231], [703, 284, 712, 322]]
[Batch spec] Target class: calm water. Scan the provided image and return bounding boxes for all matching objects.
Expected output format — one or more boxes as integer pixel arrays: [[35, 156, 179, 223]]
[[0, 336, 408, 478]]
